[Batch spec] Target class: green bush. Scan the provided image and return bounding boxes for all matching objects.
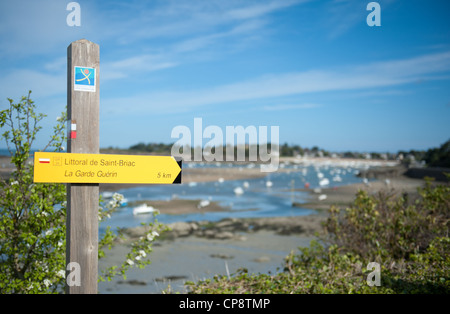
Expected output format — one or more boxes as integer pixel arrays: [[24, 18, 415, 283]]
[[325, 182, 449, 260], [188, 181, 449, 294], [0, 92, 167, 293]]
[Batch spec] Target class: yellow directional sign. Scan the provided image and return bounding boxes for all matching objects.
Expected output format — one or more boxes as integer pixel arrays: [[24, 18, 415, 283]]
[[33, 152, 182, 184]]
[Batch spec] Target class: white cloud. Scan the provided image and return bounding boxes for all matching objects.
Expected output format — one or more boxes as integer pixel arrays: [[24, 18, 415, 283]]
[[0, 0, 96, 58], [323, 0, 366, 39], [0, 0, 307, 79], [94, 0, 305, 45], [102, 55, 178, 80], [226, 0, 307, 20], [44, 57, 66, 72], [101, 51, 450, 114], [262, 103, 322, 111], [0, 69, 65, 100]]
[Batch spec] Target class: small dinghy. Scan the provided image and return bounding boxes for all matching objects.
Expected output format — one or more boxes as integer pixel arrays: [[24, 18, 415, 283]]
[[133, 203, 156, 215]]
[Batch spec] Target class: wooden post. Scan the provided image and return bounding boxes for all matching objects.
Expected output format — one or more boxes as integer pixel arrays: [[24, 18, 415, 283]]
[[66, 39, 100, 294]]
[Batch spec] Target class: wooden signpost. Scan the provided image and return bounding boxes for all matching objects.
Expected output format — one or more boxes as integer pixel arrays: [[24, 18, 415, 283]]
[[34, 39, 182, 294], [66, 39, 100, 294]]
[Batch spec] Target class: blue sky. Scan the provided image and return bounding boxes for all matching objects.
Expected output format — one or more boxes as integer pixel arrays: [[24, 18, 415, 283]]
[[0, 0, 449, 153]]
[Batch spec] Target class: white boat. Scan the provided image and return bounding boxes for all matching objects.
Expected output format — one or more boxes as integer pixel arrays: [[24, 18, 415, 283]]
[[133, 204, 156, 215], [319, 178, 330, 187], [198, 200, 210, 208], [102, 191, 114, 199], [332, 175, 342, 182], [234, 187, 244, 195], [266, 181, 273, 188]]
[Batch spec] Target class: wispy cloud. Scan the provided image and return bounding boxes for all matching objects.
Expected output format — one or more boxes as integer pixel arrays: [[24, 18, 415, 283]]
[[0, 0, 100, 58], [321, 0, 396, 39], [102, 54, 178, 80], [94, 0, 306, 45], [262, 103, 322, 111], [0, 69, 65, 100], [225, 0, 307, 20], [322, 0, 366, 39], [0, 0, 307, 77], [172, 18, 269, 54], [102, 51, 450, 114]]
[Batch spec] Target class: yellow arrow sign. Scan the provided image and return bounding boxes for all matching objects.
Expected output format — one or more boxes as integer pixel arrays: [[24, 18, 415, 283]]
[[33, 152, 182, 184]]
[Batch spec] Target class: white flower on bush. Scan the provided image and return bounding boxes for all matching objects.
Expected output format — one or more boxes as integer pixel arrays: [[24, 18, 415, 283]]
[[126, 259, 134, 266], [43, 279, 52, 287], [57, 270, 66, 278], [106, 200, 116, 209], [112, 193, 124, 203], [135, 249, 147, 261], [147, 231, 159, 242], [98, 211, 111, 221], [138, 250, 146, 257]]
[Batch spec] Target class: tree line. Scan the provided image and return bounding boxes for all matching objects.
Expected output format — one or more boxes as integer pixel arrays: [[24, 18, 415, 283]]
[[123, 140, 450, 168]]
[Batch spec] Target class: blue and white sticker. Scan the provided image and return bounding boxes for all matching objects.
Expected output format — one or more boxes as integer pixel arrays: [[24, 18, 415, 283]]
[[74, 66, 96, 92]]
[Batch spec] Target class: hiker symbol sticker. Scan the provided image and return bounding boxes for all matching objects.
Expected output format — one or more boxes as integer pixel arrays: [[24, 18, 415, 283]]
[[74, 66, 96, 92]]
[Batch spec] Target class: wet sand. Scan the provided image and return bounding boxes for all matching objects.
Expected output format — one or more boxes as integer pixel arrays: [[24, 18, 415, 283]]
[[127, 199, 230, 215], [98, 229, 317, 294]]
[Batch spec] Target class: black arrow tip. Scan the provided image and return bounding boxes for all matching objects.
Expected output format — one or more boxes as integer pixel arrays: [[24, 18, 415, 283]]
[[173, 157, 182, 184]]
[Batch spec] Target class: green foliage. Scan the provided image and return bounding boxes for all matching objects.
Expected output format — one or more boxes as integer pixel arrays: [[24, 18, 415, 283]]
[[188, 181, 449, 294], [98, 211, 170, 282], [129, 142, 173, 154], [0, 92, 167, 293], [0, 92, 67, 293], [399, 139, 450, 168], [325, 183, 449, 260], [423, 139, 450, 168]]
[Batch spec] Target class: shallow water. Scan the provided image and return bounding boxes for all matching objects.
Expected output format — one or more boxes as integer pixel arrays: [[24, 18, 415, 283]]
[[100, 163, 371, 232]]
